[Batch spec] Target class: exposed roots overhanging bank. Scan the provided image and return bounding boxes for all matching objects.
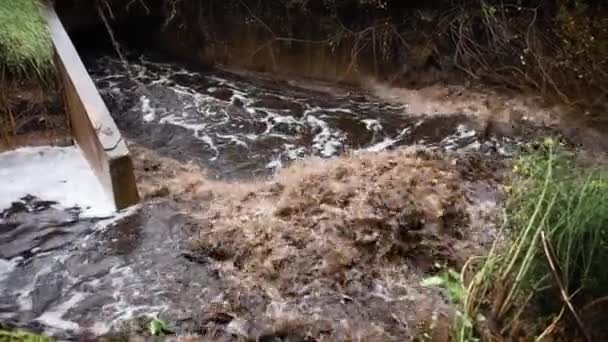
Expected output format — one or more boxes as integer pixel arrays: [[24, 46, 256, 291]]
[[58, 0, 607, 111]]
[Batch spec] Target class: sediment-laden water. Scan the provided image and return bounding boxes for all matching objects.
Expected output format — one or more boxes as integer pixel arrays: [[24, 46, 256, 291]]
[[1, 53, 523, 338]]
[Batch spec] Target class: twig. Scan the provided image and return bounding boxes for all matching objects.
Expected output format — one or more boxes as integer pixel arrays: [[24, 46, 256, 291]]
[[535, 306, 566, 342], [541, 230, 591, 342], [96, 0, 128, 71], [239, 0, 275, 37], [534, 288, 583, 341], [126, 0, 150, 14], [581, 296, 608, 315]]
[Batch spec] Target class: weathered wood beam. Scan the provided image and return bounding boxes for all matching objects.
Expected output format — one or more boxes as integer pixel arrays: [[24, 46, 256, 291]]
[[45, 4, 139, 210]]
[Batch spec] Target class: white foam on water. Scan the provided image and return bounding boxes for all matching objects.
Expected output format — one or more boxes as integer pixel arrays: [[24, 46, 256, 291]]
[[17, 278, 35, 312], [244, 133, 260, 141], [88, 321, 111, 336], [0, 258, 16, 283], [285, 144, 306, 160], [358, 127, 412, 154], [231, 92, 253, 106], [36, 291, 87, 331], [266, 144, 307, 171], [266, 158, 283, 171], [313, 106, 354, 114], [15, 262, 58, 313], [216, 133, 249, 148], [91, 205, 141, 233], [364, 137, 400, 152], [150, 74, 171, 86], [266, 113, 300, 127], [159, 113, 207, 132], [101, 265, 168, 324], [0, 146, 115, 217], [361, 119, 382, 131], [140, 95, 156, 122], [442, 124, 477, 150], [200, 135, 220, 160], [306, 115, 346, 157]]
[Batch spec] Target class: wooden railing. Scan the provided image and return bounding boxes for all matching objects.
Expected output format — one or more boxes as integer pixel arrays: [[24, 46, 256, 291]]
[[45, 5, 139, 210]]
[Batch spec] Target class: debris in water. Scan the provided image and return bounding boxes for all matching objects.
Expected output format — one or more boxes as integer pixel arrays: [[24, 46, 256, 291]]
[[131, 144, 503, 340]]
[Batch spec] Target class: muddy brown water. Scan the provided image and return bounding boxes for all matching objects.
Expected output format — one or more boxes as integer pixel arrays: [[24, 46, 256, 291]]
[[0, 52, 531, 339]]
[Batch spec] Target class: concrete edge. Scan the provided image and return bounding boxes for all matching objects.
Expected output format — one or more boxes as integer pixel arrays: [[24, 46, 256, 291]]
[[45, 5, 139, 210]]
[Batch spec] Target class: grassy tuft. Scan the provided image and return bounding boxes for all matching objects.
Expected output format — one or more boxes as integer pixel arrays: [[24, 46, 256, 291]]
[[426, 140, 608, 340], [506, 140, 608, 302], [0, 0, 54, 81], [0, 329, 54, 342]]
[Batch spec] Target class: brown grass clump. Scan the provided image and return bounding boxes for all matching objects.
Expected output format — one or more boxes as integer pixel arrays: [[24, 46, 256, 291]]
[[197, 151, 469, 285], [130, 144, 502, 339], [134, 145, 471, 282]]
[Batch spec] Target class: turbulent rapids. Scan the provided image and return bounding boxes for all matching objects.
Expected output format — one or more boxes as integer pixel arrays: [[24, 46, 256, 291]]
[[0, 52, 533, 339], [88, 53, 519, 179]]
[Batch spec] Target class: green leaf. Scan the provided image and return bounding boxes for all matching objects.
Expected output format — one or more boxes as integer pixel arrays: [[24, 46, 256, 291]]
[[422, 269, 465, 304], [148, 318, 168, 336], [421, 275, 445, 287]]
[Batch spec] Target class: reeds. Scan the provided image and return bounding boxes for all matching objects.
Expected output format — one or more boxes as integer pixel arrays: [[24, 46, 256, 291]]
[[427, 140, 608, 340]]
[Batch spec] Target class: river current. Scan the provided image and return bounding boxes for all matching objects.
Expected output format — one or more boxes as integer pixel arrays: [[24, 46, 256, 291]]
[[0, 52, 520, 338]]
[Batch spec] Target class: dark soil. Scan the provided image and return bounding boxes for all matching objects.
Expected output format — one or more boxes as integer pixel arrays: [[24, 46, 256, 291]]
[[0, 79, 69, 151]]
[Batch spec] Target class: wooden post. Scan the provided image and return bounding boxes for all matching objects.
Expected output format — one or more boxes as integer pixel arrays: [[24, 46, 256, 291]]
[[45, 5, 139, 210]]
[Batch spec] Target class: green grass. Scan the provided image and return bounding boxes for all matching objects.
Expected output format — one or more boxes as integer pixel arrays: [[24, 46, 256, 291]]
[[0, 329, 54, 342], [0, 0, 54, 80], [425, 140, 608, 340], [505, 140, 608, 301]]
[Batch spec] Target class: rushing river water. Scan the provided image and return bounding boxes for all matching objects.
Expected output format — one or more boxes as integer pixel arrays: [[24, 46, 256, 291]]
[[0, 196, 225, 339], [1, 53, 521, 338], [88, 54, 518, 179]]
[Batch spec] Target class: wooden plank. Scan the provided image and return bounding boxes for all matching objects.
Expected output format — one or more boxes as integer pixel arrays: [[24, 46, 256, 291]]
[[45, 5, 139, 210]]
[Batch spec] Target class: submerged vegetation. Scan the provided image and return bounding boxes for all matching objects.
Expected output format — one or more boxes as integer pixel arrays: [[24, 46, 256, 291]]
[[427, 141, 608, 340]]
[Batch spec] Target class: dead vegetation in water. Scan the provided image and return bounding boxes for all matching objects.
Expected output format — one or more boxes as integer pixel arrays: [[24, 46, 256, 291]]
[[195, 151, 471, 281], [130, 144, 504, 340]]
